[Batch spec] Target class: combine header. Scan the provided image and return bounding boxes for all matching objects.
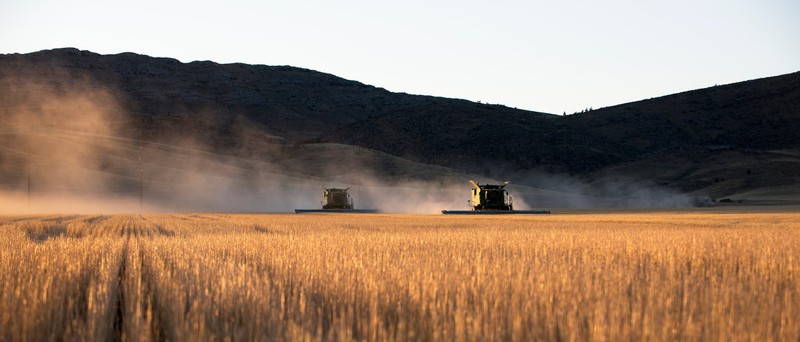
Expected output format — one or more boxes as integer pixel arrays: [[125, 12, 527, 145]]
[[441, 180, 550, 215], [295, 187, 380, 213]]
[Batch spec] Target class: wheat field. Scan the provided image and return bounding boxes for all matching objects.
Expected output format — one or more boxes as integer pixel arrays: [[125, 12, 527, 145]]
[[1, 211, 798, 341]]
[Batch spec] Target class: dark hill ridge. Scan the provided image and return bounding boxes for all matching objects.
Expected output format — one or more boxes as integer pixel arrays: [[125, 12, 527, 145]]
[[562, 72, 800, 152], [1, 48, 799, 203], [320, 71, 800, 174], [0, 48, 548, 143]]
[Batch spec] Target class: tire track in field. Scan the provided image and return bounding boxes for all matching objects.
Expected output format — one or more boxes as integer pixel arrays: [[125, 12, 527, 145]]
[[106, 215, 167, 341]]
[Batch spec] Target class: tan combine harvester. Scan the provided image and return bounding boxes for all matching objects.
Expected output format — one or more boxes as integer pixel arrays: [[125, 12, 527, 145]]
[[295, 187, 380, 213], [442, 180, 550, 214]]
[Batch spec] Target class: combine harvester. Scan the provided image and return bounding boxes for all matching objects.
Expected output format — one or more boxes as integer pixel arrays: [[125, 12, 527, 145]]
[[442, 180, 550, 215], [295, 187, 380, 213]]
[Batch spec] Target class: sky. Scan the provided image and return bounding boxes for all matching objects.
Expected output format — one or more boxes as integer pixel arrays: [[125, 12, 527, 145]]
[[1, 0, 799, 114]]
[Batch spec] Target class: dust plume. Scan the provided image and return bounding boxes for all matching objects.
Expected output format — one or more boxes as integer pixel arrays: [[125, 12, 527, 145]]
[[1, 64, 694, 214], [496, 170, 695, 209], [341, 179, 473, 214], [0, 68, 138, 213]]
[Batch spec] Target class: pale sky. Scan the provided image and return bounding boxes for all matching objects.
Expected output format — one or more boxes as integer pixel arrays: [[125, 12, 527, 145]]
[[1, 0, 798, 114]]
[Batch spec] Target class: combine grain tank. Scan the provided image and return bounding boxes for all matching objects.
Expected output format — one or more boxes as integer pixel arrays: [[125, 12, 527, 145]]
[[295, 187, 380, 213], [442, 180, 550, 214]]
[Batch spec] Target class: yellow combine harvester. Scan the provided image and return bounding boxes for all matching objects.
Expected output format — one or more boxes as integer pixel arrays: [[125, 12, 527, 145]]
[[442, 180, 550, 215], [295, 187, 380, 213]]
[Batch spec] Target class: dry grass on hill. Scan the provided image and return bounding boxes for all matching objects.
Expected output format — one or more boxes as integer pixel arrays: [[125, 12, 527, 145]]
[[1, 212, 798, 340]]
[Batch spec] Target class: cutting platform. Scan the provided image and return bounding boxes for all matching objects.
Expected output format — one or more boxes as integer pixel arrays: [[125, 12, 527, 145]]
[[441, 210, 551, 215], [295, 209, 381, 214]]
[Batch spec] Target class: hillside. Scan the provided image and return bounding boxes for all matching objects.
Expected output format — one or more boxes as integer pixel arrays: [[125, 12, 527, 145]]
[[1, 48, 799, 210], [321, 72, 800, 172], [564, 72, 800, 200]]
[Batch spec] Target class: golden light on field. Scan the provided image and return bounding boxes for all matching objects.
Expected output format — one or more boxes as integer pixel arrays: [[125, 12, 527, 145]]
[[1, 212, 798, 340]]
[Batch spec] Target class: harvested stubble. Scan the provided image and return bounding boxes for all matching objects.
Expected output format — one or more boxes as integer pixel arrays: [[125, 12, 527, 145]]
[[0, 212, 798, 341]]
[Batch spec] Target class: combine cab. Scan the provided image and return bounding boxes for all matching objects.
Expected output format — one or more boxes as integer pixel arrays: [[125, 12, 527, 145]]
[[442, 180, 550, 215], [295, 187, 380, 213]]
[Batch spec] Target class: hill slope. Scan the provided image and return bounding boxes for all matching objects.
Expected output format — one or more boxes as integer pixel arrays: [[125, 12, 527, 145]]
[[321, 72, 800, 173]]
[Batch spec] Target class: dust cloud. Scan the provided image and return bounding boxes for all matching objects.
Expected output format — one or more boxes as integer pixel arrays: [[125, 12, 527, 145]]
[[0, 69, 138, 213], [1, 67, 693, 214], [499, 171, 694, 209]]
